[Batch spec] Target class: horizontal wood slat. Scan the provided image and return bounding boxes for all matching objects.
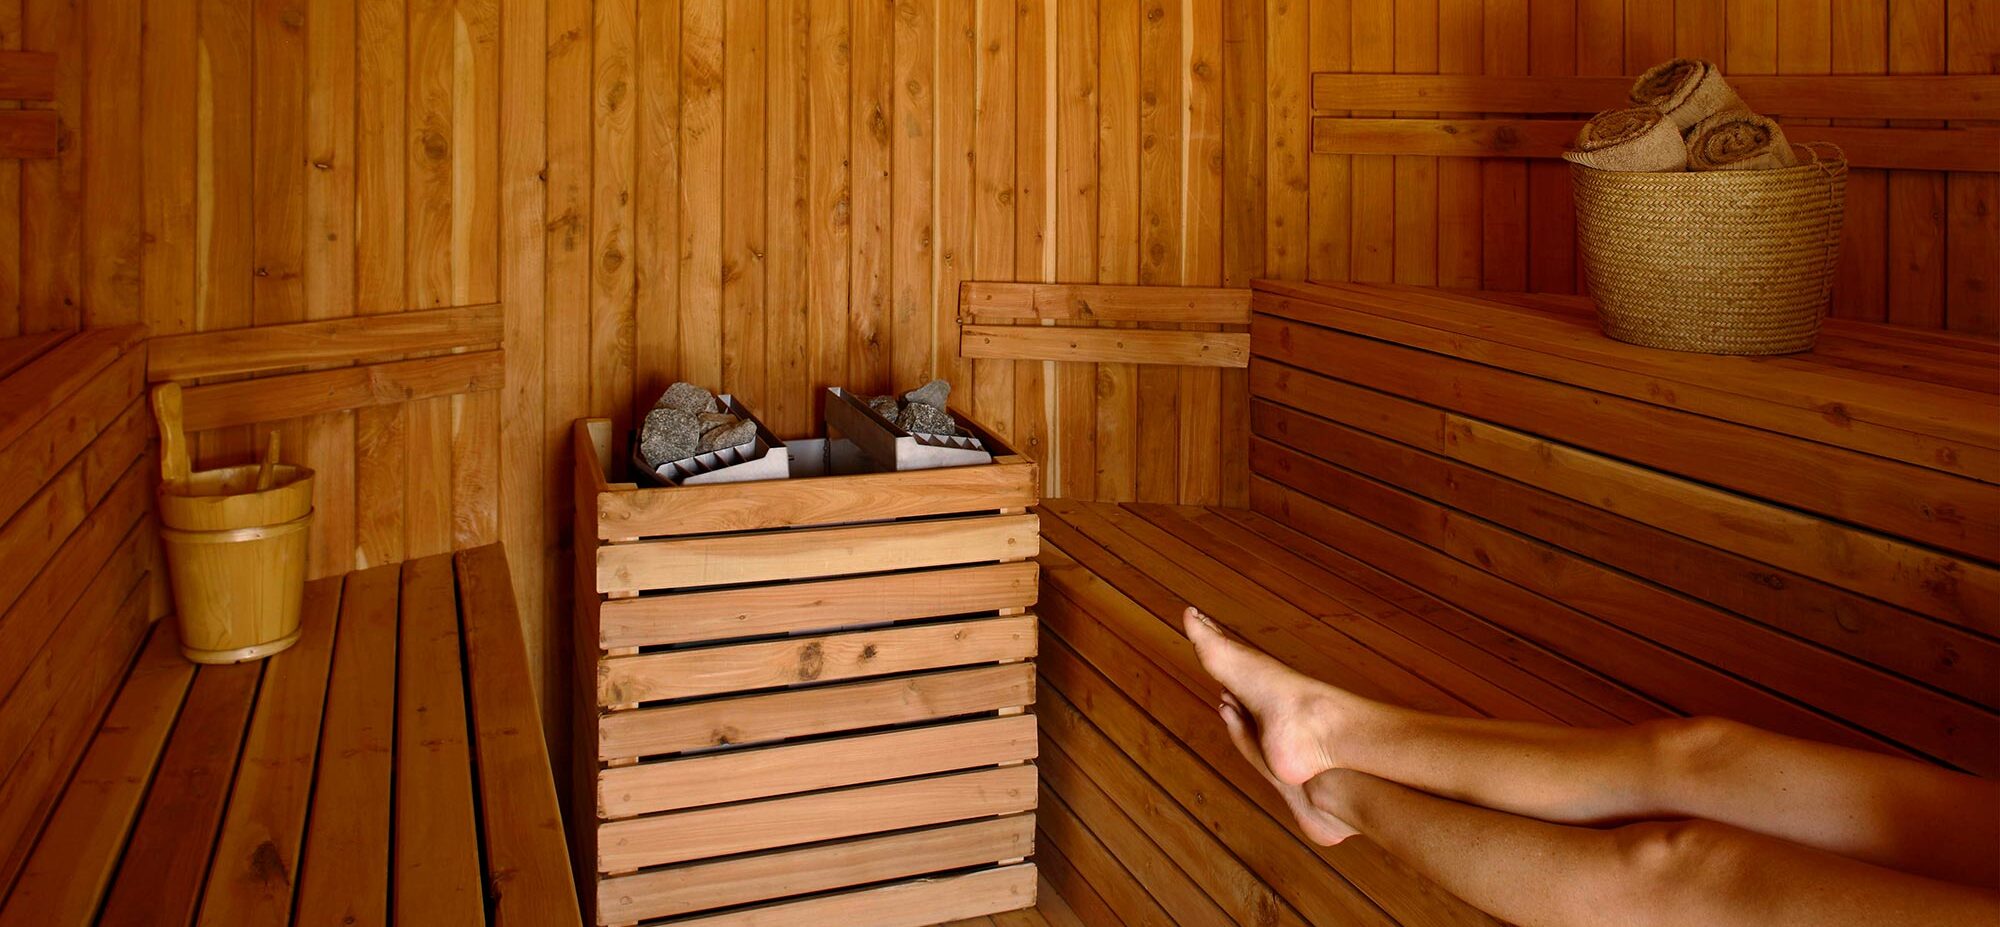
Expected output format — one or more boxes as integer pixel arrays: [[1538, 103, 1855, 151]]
[[595, 765, 1039, 871], [596, 613, 1038, 704], [597, 458, 1039, 538], [597, 664, 1038, 759], [179, 351, 504, 432], [0, 326, 145, 452], [961, 326, 1250, 367], [663, 864, 1038, 927], [1311, 73, 2000, 121], [596, 817, 1035, 925], [596, 513, 1042, 593], [0, 111, 58, 159], [1311, 118, 2000, 173], [600, 561, 1039, 648], [598, 715, 1039, 817], [147, 303, 503, 382], [960, 282, 1252, 323], [0, 52, 56, 101]]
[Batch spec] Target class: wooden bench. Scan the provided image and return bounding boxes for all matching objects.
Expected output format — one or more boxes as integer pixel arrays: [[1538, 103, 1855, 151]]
[[1032, 282, 1998, 925], [0, 545, 581, 927]]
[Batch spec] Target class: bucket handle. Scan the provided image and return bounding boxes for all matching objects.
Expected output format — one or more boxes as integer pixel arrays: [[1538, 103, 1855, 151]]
[[152, 384, 192, 487]]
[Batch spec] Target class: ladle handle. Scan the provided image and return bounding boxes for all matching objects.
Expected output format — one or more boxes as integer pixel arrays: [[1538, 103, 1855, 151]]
[[256, 431, 280, 491], [152, 384, 191, 486]]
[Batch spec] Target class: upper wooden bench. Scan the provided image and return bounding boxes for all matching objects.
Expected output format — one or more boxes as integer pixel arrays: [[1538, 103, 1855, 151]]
[[0, 545, 581, 927], [1030, 282, 1998, 926]]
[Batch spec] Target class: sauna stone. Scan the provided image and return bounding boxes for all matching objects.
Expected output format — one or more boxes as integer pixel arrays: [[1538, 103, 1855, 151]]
[[902, 378, 951, 410], [898, 401, 958, 437], [639, 407, 701, 467], [867, 395, 901, 420], [700, 418, 757, 452], [657, 381, 721, 414]]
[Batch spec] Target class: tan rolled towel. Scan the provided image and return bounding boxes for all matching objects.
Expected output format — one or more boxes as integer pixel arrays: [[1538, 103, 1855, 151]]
[[1685, 111, 1799, 171], [1562, 106, 1687, 172], [1630, 58, 1745, 132]]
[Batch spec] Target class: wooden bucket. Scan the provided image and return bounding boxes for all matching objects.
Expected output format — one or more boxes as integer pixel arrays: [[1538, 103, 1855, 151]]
[[157, 463, 315, 664]]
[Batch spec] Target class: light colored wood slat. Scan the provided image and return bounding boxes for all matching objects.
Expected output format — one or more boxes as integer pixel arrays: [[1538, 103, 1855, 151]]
[[147, 303, 503, 382], [0, 348, 141, 529], [95, 661, 264, 927], [179, 350, 504, 432], [961, 325, 1249, 367], [597, 765, 1038, 871], [0, 50, 53, 100], [455, 545, 583, 926], [0, 325, 142, 451], [601, 560, 1039, 648], [960, 282, 1252, 324], [600, 715, 1037, 817], [1310, 73, 2000, 121], [196, 579, 342, 926], [1252, 316, 1999, 561], [1253, 282, 2000, 481], [293, 565, 398, 927], [1311, 117, 2000, 172], [0, 458, 149, 708], [0, 624, 191, 927], [597, 513, 1041, 593], [393, 554, 483, 925], [599, 817, 1035, 925], [596, 458, 1039, 538], [664, 865, 1037, 927], [597, 663, 1038, 759], [598, 613, 1038, 705]]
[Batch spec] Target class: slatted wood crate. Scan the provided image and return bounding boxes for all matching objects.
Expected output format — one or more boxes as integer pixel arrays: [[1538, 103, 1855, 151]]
[[571, 418, 1042, 927]]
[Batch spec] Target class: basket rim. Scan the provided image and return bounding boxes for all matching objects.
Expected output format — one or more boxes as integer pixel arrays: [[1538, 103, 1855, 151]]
[[1569, 158, 1848, 183]]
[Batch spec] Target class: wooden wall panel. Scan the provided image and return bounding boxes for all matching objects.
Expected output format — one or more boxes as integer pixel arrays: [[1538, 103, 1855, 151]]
[[5, 0, 1990, 763], [1292, 0, 2000, 335]]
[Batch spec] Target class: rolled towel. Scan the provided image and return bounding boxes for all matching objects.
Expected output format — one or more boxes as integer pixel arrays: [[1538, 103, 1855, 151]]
[[1562, 106, 1687, 172], [1685, 111, 1799, 171], [1629, 58, 1744, 132]]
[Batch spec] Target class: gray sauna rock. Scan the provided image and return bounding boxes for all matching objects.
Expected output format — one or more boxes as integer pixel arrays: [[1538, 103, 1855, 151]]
[[902, 378, 951, 410], [867, 395, 901, 420], [639, 407, 701, 466], [657, 381, 720, 414], [897, 401, 958, 437], [700, 418, 757, 453]]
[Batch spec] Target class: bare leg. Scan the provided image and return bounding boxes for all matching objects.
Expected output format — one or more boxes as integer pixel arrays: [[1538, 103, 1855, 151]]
[[1302, 767, 2000, 927], [1186, 608, 2000, 888]]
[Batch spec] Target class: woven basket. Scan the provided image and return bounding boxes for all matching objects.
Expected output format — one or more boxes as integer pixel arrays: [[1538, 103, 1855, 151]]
[[1571, 153, 1847, 355]]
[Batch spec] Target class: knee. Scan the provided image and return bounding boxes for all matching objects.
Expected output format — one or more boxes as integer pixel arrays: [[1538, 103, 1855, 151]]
[[1644, 715, 1749, 783], [1611, 820, 1752, 916]]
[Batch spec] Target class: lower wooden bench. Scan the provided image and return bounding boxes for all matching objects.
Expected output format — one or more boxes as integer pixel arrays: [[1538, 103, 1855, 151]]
[[0, 544, 580, 927]]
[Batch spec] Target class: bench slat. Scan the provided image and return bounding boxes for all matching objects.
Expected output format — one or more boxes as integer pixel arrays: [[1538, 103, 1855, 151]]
[[295, 564, 400, 927], [198, 579, 343, 925], [0, 624, 192, 927], [96, 661, 264, 926], [395, 554, 486, 925], [455, 544, 585, 927]]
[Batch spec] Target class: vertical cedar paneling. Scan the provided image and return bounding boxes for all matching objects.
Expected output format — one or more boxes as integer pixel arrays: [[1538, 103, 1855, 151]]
[[1014, 0, 1053, 471], [1479, 0, 1528, 289], [677, 0, 722, 389], [1055, 0, 1099, 500], [764, 0, 811, 437], [890, 0, 933, 390], [0, 0, 20, 336], [20, 0, 78, 334], [1524, 0, 1574, 292], [590, 0, 635, 429], [807, 0, 851, 423], [1095, 0, 1140, 501], [1135, 0, 1182, 501], [1348, 0, 1392, 280], [720, 0, 765, 406], [934, 0, 972, 432], [1830, 1, 1887, 322], [1435, 0, 1480, 287], [1264, 0, 1307, 278], [1391, 0, 1438, 285], [1575, 0, 1620, 292], [1944, 0, 1997, 335], [632, 0, 679, 420], [1887, 1, 1946, 328], [848, 0, 892, 395], [303, 0, 358, 576], [1183, 0, 1227, 506], [973, 0, 1018, 445], [1306, 0, 1350, 282]]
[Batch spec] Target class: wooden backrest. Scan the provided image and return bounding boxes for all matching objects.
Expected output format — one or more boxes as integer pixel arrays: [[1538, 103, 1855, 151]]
[[0, 326, 155, 887], [1248, 281, 1999, 774], [1310, 74, 2000, 172]]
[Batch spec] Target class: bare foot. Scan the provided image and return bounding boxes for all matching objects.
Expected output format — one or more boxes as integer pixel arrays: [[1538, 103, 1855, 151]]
[[1219, 696, 1357, 846], [1185, 607, 1348, 785]]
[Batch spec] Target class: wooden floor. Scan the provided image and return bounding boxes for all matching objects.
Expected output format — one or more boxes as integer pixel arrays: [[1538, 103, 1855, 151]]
[[939, 875, 1089, 927]]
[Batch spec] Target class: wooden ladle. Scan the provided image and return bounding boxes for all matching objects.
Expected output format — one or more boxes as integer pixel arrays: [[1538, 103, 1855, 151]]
[[151, 383, 191, 488]]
